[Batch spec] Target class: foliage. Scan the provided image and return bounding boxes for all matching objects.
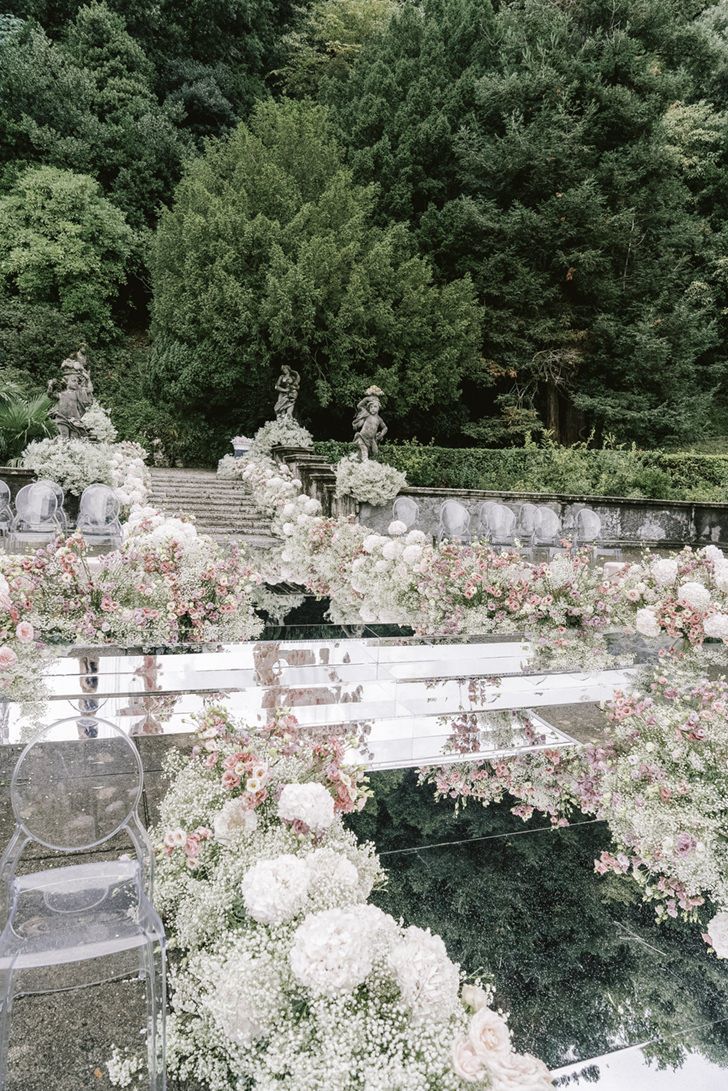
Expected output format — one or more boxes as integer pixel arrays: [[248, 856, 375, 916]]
[[280, 0, 397, 96], [0, 387, 53, 461], [0, 165, 135, 341], [335, 455, 406, 505], [149, 98, 483, 443], [315, 440, 728, 502], [331, 0, 728, 446]]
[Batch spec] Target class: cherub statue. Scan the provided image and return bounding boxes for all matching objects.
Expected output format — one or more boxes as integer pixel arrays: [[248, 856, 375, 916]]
[[47, 345, 94, 439], [274, 364, 301, 419], [352, 385, 387, 461]]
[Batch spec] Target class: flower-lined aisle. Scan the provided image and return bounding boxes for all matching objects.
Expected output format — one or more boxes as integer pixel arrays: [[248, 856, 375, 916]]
[[108, 707, 553, 1090], [420, 666, 728, 958]]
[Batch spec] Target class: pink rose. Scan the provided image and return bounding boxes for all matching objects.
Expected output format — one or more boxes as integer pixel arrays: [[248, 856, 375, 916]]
[[452, 1037, 486, 1083], [15, 621, 34, 644], [0, 646, 18, 671]]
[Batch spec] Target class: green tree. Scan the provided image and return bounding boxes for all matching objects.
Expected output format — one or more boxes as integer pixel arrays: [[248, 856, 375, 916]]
[[150, 99, 483, 446], [0, 165, 134, 341], [0, 7, 189, 228], [280, 0, 397, 97], [334, 0, 728, 447]]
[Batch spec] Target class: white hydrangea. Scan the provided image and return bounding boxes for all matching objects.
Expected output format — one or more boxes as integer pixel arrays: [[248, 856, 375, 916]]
[[335, 457, 407, 506], [388, 926, 460, 1022], [290, 905, 396, 994], [677, 581, 711, 611], [80, 401, 118, 443], [405, 529, 427, 545], [703, 613, 728, 641], [381, 540, 403, 561], [208, 950, 284, 1046], [714, 563, 728, 593], [401, 544, 423, 565], [700, 544, 725, 565], [213, 798, 259, 845], [650, 558, 679, 586], [124, 507, 198, 550], [278, 782, 335, 830], [388, 520, 408, 536], [635, 607, 661, 638], [362, 534, 385, 554], [241, 854, 310, 924]]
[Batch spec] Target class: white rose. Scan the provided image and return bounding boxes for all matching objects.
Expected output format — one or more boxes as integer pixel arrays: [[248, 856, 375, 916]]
[[635, 607, 661, 638], [213, 799, 258, 845], [462, 984, 492, 1012], [452, 1037, 486, 1083], [241, 854, 310, 924], [388, 520, 408, 536], [487, 1050, 553, 1090], [650, 558, 678, 587], [677, 581, 711, 611], [468, 1006, 512, 1061], [707, 911, 728, 958], [703, 613, 728, 641], [278, 782, 335, 830]]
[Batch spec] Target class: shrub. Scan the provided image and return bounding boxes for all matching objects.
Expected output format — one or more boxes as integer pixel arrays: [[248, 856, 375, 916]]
[[314, 442, 728, 503]]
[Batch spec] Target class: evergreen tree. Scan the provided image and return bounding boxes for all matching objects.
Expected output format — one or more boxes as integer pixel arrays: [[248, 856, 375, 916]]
[[150, 99, 482, 447], [334, 0, 728, 446]]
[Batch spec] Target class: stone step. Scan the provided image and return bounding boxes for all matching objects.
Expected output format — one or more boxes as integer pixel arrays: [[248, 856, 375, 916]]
[[147, 468, 274, 546]]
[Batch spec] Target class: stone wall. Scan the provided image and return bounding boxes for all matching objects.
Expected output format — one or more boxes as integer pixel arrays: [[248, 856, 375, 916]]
[[0, 467, 35, 502], [360, 486, 728, 548]]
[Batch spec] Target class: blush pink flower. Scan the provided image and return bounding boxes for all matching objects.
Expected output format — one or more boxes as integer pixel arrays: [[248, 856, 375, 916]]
[[0, 646, 18, 671], [14, 621, 34, 644]]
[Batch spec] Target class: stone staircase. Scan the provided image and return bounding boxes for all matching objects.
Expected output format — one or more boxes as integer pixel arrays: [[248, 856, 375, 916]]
[[148, 468, 278, 548]]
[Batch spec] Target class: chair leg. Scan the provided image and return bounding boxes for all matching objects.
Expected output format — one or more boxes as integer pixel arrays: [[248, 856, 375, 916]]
[[142, 939, 166, 1091], [0, 972, 14, 1090]]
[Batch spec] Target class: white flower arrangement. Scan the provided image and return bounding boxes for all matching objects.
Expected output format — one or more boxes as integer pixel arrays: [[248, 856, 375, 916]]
[[335, 455, 407, 506], [80, 401, 118, 443], [21, 436, 150, 509], [109, 706, 551, 1090], [251, 417, 314, 454]]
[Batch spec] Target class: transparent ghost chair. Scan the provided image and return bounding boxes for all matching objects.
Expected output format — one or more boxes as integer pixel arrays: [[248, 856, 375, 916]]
[[437, 500, 471, 543], [532, 505, 563, 558], [515, 502, 540, 558], [8, 482, 61, 552], [77, 483, 122, 551], [476, 501, 500, 541], [0, 482, 11, 540], [574, 506, 622, 562], [392, 495, 419, 530], [481, 502, 517, 551], [35, 478, 67, 531], [0, 716, 166, 1089]]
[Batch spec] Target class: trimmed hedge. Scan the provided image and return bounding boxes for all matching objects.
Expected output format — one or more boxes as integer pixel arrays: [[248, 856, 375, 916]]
[[313, 442, 728, 503]]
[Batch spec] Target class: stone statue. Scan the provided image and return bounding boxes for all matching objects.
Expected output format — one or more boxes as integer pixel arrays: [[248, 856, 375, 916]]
[[274, 365, 301, 420], [47, 345, 94, 439], [352, 386, 387, 461]]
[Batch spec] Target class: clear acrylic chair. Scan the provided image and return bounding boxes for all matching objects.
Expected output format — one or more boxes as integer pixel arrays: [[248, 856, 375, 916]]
[[8, 482, 60, 552], [533, 505, 563, 558], [392, 495, 419, 530], [34, 479, 67, 531], [0, 482, 11, 540], [0, 716, 166, 1089], [574, 506, 622, 562], [437, 500, 471, 543], [480, 502, 517, 551], [77, 483, 122, 551]]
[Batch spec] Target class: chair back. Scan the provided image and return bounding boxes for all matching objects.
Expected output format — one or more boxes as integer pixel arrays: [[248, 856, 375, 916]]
[[78, 484, 120, 529], [438, 500, 470, 542], [575, 507, 602, 544], [35, 479, 67, 529], [534, 505, 561, 543], [10, 716, 144, 854], [13, 483, 58, 527], [392, 495, 419, 529], [516, 502, 539, 537], [0, 480, 10, 513]]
